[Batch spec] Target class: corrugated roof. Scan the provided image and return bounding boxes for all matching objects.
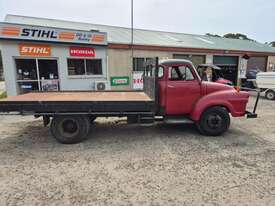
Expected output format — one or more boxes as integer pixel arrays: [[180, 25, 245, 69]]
[[4, 14, 275, 54]]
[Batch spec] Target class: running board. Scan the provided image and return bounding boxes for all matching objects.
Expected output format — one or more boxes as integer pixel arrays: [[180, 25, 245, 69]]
[[164, 117, 194, 124]]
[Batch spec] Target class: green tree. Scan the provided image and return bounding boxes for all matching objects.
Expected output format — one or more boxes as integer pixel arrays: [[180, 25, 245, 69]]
[[205, 33, 221, 37], [223, 33, 254, 41]]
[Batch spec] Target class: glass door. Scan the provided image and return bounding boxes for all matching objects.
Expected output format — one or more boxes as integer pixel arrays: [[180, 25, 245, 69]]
[[38, 59, 59, 91], [15, 58, 59, 94]]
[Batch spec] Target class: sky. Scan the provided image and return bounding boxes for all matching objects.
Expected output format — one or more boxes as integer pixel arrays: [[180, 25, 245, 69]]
[[0, 0, 274, 43]]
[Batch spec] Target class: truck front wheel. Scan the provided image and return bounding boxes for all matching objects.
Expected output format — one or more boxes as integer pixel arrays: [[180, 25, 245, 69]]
[[50, 115, 90, 144], [265, 90, 275, 100], [197, 106, 230, 136]]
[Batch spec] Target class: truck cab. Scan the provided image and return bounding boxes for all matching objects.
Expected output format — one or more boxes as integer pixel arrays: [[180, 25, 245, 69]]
[[153, 59, 256, 136]]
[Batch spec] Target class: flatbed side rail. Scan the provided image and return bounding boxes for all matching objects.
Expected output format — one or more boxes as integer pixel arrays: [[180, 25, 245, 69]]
[[0, 100, 155, 115], [143, 57, 159, 111], [0, 111, 155, 116]]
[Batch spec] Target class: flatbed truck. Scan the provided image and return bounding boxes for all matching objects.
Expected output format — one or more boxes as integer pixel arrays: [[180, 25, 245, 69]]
[[0, 59, 259, 144]]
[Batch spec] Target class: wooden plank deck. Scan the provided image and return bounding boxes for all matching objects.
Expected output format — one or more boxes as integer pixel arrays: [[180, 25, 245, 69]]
[[0, 92, 152, 102]]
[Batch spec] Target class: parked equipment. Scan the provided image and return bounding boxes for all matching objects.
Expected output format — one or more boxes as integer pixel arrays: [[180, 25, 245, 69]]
[[241, 68, 260, 89], [256, 72, 275, 100], [0, 58, 259, 144]]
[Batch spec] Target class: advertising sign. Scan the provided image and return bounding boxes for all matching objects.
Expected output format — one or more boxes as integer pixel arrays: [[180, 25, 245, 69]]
[[239, 58, 248, 79], [110, 76, 130, 86], [0, 23, 107, 45], [19, 44, 51, 56], [70, 47, 95, 57], [133, 71, 144, 90], [41, 80, 59, 91]]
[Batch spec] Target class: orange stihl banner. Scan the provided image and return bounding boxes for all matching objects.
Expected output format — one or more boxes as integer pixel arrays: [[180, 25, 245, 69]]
[[0, 23, 107, 45], [19, 44, 51, 56]]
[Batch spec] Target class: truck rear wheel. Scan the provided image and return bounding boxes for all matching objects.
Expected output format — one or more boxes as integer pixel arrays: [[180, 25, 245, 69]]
[[197, 106, 230, 136], [89, 115, 97, 123], [50, 115, 90, 144], [265, 90, 275, 100]]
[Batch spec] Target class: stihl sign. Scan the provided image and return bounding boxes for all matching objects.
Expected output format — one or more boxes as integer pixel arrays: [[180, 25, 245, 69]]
[[70, 47, 95, 57], [0, 23, 107, 45], [21, 28, 58, 39], [19, 44, 51, 56]]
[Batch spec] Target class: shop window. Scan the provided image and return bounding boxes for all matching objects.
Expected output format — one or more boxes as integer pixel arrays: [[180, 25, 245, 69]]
[[15, 59, 37, 81], [86, 59, 102, 75], [67, 59, 102, 76], [15, 58, 59, 94], [133, 57, 154, 71], [67, 59, 85, 75]]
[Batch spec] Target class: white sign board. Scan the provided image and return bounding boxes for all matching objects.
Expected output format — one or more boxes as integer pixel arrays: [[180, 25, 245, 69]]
[[133, 71, 144, 90], [0, 22, 107, 45], [239, 58, 248, 79]]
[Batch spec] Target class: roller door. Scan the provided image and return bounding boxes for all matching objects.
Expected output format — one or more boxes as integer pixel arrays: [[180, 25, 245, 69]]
[[213, 56, 239, 85]]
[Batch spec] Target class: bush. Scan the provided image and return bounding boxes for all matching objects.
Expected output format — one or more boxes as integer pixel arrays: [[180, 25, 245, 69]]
[[0, 91, 7, 99]]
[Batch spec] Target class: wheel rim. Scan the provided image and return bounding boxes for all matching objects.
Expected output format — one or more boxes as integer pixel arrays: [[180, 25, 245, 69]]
[[267, 92, 274, 99], [59, 119, 79, 138], [206, 114, 223, 129]]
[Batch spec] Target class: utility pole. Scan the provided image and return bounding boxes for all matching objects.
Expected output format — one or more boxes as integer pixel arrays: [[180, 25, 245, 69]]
[[131, 0, 134, 70]]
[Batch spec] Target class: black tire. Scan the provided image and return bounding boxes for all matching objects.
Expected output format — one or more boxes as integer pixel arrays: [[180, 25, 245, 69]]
[[50, 115, 90, 144], [197, 106, 230, 136], [89, 115, 97, 123], [265, 90, 275, 100]]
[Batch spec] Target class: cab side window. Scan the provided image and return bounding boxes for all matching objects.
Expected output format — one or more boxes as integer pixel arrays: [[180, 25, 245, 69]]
[[170, 66, 195, 81], [158, 66, 164, 78]]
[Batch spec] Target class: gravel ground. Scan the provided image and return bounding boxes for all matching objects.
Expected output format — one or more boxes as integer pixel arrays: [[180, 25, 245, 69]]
[[0, 94, 275, 205]]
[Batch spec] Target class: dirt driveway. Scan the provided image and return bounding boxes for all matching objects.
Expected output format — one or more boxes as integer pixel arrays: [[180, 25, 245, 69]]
[[0, 95, 274, 206]]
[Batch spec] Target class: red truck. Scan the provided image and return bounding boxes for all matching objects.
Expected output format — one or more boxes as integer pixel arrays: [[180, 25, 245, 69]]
[[0, 59, 259, 144]]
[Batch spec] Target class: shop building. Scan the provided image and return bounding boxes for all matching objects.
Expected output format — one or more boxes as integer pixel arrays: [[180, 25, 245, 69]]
[[0, 21, 108, 96], [1, 14, 275, 95]]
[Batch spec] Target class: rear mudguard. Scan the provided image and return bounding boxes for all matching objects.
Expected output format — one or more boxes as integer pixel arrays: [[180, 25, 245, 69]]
[[190, 90, 249, 121]]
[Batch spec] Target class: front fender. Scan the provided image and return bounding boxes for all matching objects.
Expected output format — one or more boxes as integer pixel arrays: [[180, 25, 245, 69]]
[[190, 90, 249, 121]]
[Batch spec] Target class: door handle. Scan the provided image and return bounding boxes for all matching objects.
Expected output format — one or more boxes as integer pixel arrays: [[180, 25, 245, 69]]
[[168, 85, 175, 88]]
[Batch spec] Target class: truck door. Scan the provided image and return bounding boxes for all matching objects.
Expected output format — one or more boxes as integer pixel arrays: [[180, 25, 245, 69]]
[[166, 65, 201, 115]]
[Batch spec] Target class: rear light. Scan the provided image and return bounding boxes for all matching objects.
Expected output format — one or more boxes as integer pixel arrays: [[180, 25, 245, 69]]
[[234, 86, 241, 92]]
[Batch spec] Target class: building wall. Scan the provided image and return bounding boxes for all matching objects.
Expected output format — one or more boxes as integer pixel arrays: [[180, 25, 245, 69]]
[[107, 48, 172, 90], [1, 41, 107, 96], [205, 54, 213, 64], [107, 48, 247, 89]]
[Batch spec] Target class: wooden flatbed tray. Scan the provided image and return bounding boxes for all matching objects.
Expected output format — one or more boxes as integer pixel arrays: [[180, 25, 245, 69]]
[[0, 91, 152, 102]]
